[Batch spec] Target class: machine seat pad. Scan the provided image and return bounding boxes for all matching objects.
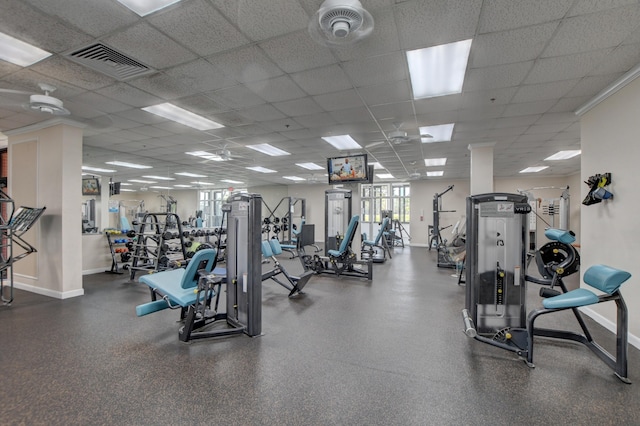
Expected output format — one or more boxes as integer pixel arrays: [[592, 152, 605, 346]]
[[583, 264, 631, 294], [327, 249, 342, 257], [363, 240, 376, 246], [139, 269, 200, 307], [542, 288, 599, 309], [261, 240, 274, 257], [544, 228, 576, 244], [280, 244, 296, 250]]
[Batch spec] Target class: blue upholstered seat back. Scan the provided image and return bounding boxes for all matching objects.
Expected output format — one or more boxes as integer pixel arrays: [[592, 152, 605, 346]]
[[261, 240, 274, 257], [338, 215, 359, 254], [374, 218, 390, 244], [180, 249, 216, 289], [583, 264, 631, 294], [269, 239, 284, 255], [544, 228, 576, 244]]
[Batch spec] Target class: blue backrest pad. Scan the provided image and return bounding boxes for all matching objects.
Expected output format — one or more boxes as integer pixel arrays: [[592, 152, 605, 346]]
[[338, 215, 360, 254], [375, 218, 389, 244], [269, 239, 283, 255], [261, 240, 274, 257], [181, 249, 216, 289], [583, 264, 631, 294], [545, 228, 576, 244]]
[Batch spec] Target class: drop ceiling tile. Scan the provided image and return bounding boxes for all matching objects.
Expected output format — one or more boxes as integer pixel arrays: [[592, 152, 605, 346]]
[[165, 60, 236, 94], [458, 105, 506, 121], [0, 1, 94, 53], [548, 95, 592, 113], [313, 89, 364, 111], [568, 0, 640, 16], [512, 79, 579, 103], [290, 65, 353, 96], [329, 107, 373, 124], [460, 87, 517, 108], [113, 108, 166, 126], [394, 0, 482, 50], [589, 43, 640, 76], [96, 83, 163, 108], [29, 57, 115, 90], [213, 0, 309, 42], [471, 22, 559, 68], [246, 76, 306, 103], [293, 112, 338, 128], [103, 22, 197, 69], [369, 102, 415, 122], [357, 79, 412, 106], [566, 73, 624, 98], [236, 104, 286, 122], [127, 72, 197, 100], [415, 110, 460, 125], [209, 45, 283, 84], [493, 115, 541, 128], [524, 49, 612, 84], [502, 99, 557, 117], [260, 30, 337, 74], [272, 97, 324, 117], [342, 52, 407, 87], [24, 0, 137, 38], [332, 8, 401, 61], [207, 85, 266, 110], [465, 61, 534, 91], [478, 0, 573, 33], [534, 112, 577, 124], [525, 122, 573, 134], [414, 94, 462, 114], [65, 92, 132, 115], [261, 119, 303, 132], [172, 94, 230, 115], [486, 126, 530, 139], [148, 0, 248, 56], [542, 5, 640, 58]]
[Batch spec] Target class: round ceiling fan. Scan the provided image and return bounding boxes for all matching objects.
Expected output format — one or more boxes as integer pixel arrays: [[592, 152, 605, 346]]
[[308, 0, 374, 47], [0, 82, 112, 128], [366, 122, 433, 149]]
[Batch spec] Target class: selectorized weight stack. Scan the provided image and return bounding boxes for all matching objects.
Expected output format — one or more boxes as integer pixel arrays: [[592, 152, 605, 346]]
[[464, 193, 531, 336], [224, 193, 262, 337], [325, 188, 352, 254]]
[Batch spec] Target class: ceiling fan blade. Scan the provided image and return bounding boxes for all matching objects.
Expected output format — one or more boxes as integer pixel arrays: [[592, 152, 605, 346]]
[[0, 88, 33, 96], [365, 141, 386, 149]]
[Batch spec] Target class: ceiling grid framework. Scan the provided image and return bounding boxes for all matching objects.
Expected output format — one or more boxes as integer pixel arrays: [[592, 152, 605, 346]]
[[1, 0, 639, 188]]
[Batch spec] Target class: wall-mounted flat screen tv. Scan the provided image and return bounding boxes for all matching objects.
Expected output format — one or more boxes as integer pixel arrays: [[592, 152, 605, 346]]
[[327, 153, 369, 184], [82, 177, 101, 196]]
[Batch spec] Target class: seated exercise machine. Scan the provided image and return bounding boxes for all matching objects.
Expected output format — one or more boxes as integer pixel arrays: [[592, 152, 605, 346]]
[[462, 193, 631, 383], [135, 193, 263, 342], [300, 215, 372, 280], [361, 217, 392, 263], [261, 239, 314, 297]]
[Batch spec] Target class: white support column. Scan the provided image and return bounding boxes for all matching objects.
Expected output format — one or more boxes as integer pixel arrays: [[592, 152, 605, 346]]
[[468, 142, 495, 195], [7, 119, 84, 299]]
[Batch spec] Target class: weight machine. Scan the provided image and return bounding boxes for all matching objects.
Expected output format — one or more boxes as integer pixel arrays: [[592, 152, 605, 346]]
[[136, 193, 262, 341], [517, 186, 570, 251], [462, 193, 631, 383], [429, 185, 455, 250]]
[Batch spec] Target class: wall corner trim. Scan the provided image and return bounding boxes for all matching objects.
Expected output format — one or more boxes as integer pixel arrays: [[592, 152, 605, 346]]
[[575, 62, 640, 116]]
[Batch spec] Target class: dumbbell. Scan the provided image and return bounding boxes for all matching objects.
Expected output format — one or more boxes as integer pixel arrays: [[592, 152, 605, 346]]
[[126, 230, 136, 238], [263, 218, 271, 225], [262, 226, 270, 233], [282, 217, 288, 224], [272, 225, 281, 234], [120, 252, 131, 262], [283, 224, 289, 231], [273, 217, 280, 224]]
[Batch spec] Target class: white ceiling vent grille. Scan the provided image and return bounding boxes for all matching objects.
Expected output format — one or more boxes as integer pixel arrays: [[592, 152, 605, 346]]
[[66, 43, 155, 81]]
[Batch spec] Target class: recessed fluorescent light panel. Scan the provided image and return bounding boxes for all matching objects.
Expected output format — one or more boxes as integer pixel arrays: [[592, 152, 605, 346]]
[[191, 181, 215, 186], [377, 174, 395, 179], [544, 150, 581, 161], [82, 166, 116, 173], [246, 166, 277, 174], [120, 183, 132, 186], [117, 0, 181, 17], [175, 172, 207, 178], [369, 162, 384, 170], [520, 166, 549, 173], [426, 171, 444, 177], [246, 144, 290, 156], [424, 158, 447, 167], [296, 162, 324, 170], [0, 32, 51, 66], [283, 176, 306, 181], [322, 135, 362, 150], [142, 175, 175, 181], [120, 188, 136, 192], [173, 184, 192, 188], [106, 161, 152, 169], [221, 179, 243, 184], [407, 39, 472, 99], [128, 179, 156, 184], [419, 123, 454, 143], [150, 186, 172, 190], [142, 103, 224, 130]]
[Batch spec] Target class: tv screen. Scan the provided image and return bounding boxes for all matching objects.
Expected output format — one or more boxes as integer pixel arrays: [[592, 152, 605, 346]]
[[82, 178, 101, 196], [327, 154, 369, 184], [109, 182, 121, 196]]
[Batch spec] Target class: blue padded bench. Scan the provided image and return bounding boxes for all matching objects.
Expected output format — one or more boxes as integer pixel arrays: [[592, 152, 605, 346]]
[[527, 263, 632, 383], [362, 217, 392, 261], [328, 215, 359, 258], [261, 239, 313, 297], [136, 249, 218, 317]]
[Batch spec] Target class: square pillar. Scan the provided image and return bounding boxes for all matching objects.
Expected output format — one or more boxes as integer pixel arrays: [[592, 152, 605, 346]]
[[468, 142, 495, 195]]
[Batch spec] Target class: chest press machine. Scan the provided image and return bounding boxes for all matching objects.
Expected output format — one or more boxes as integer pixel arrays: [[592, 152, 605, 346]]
[[462, 193, 632, 383], [136, 193, 263, 342]]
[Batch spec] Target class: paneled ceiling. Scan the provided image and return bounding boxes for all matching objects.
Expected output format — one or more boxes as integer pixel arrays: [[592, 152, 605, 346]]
[[1, 0, 640, 190]]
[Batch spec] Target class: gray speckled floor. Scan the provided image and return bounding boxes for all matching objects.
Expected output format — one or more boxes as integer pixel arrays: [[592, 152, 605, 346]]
[[1, 247, 639, 425]]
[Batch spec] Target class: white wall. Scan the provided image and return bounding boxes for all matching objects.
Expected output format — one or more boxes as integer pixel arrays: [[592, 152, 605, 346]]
[[580, 74, 640, 343]]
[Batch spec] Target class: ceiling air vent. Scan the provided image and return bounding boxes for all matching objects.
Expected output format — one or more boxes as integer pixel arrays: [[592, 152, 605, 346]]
[[66, 43, 155, 81]]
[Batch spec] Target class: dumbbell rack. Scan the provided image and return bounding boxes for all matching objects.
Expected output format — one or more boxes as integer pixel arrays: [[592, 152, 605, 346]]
[[0, 188, 46, 305], [128, 212, 187, 281], [104, 230, 133, 275]]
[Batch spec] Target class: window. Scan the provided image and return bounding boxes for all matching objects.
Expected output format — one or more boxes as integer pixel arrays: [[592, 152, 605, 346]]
[[198, 188, 247, 227], [360, 183, 410, 224]]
